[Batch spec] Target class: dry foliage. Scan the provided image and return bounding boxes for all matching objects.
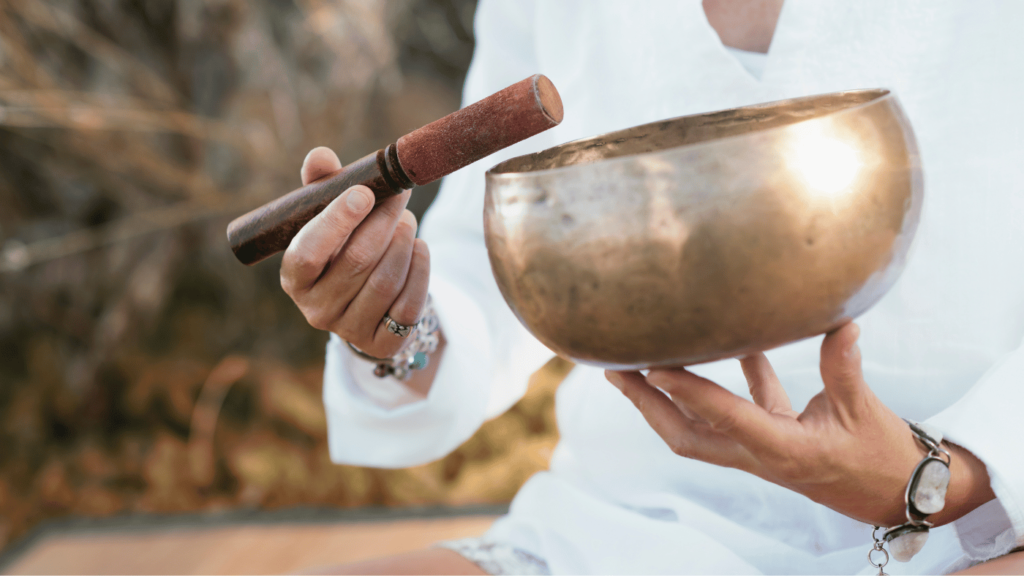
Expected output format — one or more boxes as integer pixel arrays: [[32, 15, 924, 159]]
[[0, 0, 566, 553]]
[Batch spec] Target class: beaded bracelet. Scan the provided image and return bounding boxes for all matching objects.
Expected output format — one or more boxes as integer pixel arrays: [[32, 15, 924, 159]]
[[347, 297, 440, 381], [868, 419, 951, 575]]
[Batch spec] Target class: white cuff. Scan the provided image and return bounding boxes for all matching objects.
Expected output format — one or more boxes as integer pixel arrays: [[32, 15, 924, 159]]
[[952, 498, 1019, 564], [330, 333, 426, 411], [927, 344, 1024, 560], [321, 274, 495, 468]]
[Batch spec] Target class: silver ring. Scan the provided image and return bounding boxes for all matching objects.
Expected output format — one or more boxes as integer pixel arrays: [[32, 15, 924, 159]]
[[383, 313, 412, 338]]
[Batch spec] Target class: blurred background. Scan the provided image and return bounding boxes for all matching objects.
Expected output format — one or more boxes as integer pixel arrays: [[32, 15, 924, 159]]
[[0, 0, 569, 571]]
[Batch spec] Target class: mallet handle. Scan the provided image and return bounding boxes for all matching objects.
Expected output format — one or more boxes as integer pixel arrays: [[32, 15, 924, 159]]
[[227, 74, 563, 265]]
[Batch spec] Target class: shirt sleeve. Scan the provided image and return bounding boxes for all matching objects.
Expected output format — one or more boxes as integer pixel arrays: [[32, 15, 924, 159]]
[[927, 338, 1024, 562], [322, 0, 555, 469], [918, 1, 1024, 563]]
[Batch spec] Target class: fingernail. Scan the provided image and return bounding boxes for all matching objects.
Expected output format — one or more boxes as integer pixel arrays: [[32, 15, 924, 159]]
[[400, 209, 417, 228], [347, 188, 371, 211], [605, 370, 624, 391]]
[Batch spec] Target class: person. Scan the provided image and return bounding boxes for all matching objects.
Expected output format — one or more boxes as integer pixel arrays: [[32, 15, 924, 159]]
[[281, 0, 1024, 573]]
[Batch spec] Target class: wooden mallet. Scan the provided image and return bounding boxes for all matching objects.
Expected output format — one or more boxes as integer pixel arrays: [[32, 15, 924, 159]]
[[227, 74, 563, 265]]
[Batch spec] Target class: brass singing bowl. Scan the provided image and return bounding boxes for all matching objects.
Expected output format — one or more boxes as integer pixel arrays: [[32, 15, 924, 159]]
[[484, 89, 922, 369]]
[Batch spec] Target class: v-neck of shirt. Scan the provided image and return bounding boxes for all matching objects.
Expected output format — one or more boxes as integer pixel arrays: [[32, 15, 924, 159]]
[[725, 46, 769, 80], [697, 0, 792, 84]]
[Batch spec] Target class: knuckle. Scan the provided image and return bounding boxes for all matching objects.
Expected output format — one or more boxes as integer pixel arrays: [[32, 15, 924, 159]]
[[395, 213, 417, 237], [283, 250, 323, 283], [362, 275, 390, 299], [307, 317, 330, 332], [324, 203, 358, 234], [363, 274, 401, 305], [830, 362, 857, 382], [708, 409, 739, 433], [304, 309, 334, 332], [279, 272, 295, 297], [339, 243, 377, 277]]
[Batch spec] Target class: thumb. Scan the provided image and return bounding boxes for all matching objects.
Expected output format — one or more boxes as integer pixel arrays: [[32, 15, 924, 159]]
[[301, 146, 343, 185], [819, 322, 867, 408]]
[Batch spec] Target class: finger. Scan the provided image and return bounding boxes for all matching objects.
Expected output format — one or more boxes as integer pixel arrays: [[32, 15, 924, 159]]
[[607, 370, 757, 470], [820, 321, 868, 411], [334, 210, 417, 354], [370, 237, 430, 352], [740, 353, 792, 414], [674, 395, 705, 423], [306, 189, 412, 308], [647, 367, 791, 456], [280, 185, 374, 295], [301, 146, 342, 185]]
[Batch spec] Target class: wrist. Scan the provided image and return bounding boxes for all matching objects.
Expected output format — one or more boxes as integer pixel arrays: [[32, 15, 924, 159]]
[[865, 416, 935, 528], [403, 333, 445, 397], [927, 441, 995, 527], [343, 329, 445, 400], [876, 423, 995, 529], [867, 422, 998, 571]]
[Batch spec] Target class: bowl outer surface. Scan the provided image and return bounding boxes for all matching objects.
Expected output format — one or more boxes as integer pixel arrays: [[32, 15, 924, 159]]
[[484, 92, 923, 369]]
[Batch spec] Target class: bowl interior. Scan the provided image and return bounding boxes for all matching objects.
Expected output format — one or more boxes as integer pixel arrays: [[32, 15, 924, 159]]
[[490, 89, 889, 176]]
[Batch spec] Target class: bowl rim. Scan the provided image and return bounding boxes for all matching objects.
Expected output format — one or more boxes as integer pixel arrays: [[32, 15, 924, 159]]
[[486, 88, 894, 180]]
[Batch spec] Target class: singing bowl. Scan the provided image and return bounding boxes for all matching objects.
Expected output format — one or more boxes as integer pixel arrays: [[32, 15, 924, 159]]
[[484, 89, 922, 369]]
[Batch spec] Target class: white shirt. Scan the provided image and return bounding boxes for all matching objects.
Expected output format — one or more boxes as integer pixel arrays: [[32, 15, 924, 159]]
[[323, 1, 1024, 573], [726, 46, 768, 80]]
